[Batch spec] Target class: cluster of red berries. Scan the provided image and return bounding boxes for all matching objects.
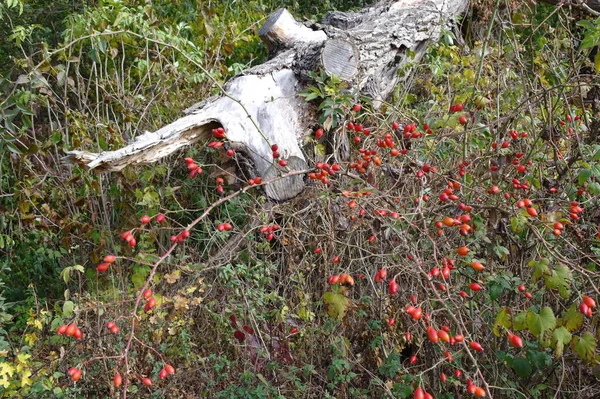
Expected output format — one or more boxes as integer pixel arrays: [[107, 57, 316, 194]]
[[259, 224, 279, 241], [415, 163, 437, 180], [217, 222, 233, 232], [568, 200, 584, 221], [68, 367, 82, 381], [57, 323, 83, 339], [308, 162, 340, 184], [159, 364, 176, 380], [515, 198, 538, 217], [105, 321, 119, 334], [215, 177, 225, 195], [96, 255, 117, 272], [271, 144, 288, 167], [247, 176, 262, 185], [348, 148, 381, 174], [143, 289, 156, 312], [327, 273, 355, 286], [169, 229, 191, 243], [121, 230, 137, 248], [184, 157, 203, 178], [439, 181, 462, 202], [580, 295, 596, 317]]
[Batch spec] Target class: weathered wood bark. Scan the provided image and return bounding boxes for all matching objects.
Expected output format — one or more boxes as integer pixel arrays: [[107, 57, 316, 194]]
[[63, 0, 468, 201]]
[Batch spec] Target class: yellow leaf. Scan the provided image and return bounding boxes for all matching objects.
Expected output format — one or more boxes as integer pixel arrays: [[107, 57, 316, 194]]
[[0, 362, 15, 388], [595, 51, 600, 73], [164, 270, 180, 284], [24, 333, 38, 346], [20, 369, 32, 387]]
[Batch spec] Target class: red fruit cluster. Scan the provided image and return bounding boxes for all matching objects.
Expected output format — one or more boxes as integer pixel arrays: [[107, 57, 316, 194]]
[[170, 229, 191, 243], [217, 222, 233, 232], [438, 181, 461, 203], [328, 273, 355, 286], [212, 127, 226, 139], [467, 380, 486, 397], [159, 364, 176, 379], [449, 103, 464, 113], [270, 143, 280, 160], [308, 162, 341, 185], [184, 157, 203, 178], [247, 176, 262, 185], [260, 223, 279, 241], [106, 321, 119, 334], [569, 200, 584, 221], [374, 268, 387, 282], [144, 295, 157, 312], [97, 254, 117, 272], [215, 177, 225, 195], [348, 148, 382, 174], [406, 305, 422, 320], [579, 295, 596, 317], [121, 230, 137, 248], [68, 367, 82, 381], [57, 323, 83, 339]]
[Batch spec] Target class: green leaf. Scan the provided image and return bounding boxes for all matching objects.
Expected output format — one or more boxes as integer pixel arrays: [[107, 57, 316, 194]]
[[595, 49, 600, 73], [511, 357, 532, 378], [514, 312, 528, 331], [578, 169, 592, 186], [572, 332, 597, 362], [493, 307, 512, 336], [490, 283, 504, 301], [559, 304, 584, 332], [62, 301, 74, 317], [529, 259, 550, 283], [527, 307, 556, 337], [510, 216, 527, 233], [588, 182, 600, 195], [379, 352, 401, 379], [323, 291, 349, 320], [543, 264, 572, 299], [551, 327, 572, 358]]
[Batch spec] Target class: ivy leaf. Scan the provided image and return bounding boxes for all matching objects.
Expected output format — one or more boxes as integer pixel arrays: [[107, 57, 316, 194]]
[[551, 327, 572, 358], [527, 307, 556, 337], [323, 291, 349, 320], [543, 264, 572, 299], [572, 332, 597, 362], [493, 307, 512, 336], [559, 304, 584, 332], [514, 311, 528, 331], [529, 259, 550, 283]]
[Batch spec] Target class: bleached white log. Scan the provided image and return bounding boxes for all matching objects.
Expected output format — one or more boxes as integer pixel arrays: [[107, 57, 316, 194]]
[[64, 0, 469, 201], [259, 8, 328, 52]]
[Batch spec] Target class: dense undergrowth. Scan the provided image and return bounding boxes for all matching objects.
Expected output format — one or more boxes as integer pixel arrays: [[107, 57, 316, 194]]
[[1, 0, 600, 398]]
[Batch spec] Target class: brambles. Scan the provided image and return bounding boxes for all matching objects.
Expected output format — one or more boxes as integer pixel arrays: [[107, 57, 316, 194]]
[[4, 2, 600, 398]]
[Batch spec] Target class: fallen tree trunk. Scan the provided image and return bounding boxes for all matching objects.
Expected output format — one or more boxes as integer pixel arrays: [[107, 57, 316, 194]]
[[63, 0, 468, 201]]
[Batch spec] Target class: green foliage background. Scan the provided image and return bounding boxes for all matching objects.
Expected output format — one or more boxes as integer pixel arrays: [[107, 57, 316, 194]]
[[1, 0, 600, 398]]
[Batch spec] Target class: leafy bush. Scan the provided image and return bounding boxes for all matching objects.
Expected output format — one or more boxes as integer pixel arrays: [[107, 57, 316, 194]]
[[1, 0, 600, 398]]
